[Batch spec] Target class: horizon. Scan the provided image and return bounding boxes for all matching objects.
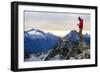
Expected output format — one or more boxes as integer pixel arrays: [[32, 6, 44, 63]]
[[25, 28, 90, 37]]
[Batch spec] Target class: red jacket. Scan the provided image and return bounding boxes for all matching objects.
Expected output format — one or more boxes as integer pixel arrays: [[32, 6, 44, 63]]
[[78, 19, 83, 29]]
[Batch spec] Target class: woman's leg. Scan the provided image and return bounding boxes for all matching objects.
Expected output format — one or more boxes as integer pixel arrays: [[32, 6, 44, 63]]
[[79, 28, 84, 58]]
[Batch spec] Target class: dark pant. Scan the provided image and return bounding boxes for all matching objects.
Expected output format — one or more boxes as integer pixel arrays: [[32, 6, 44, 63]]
[[79, 28, 83, 42]]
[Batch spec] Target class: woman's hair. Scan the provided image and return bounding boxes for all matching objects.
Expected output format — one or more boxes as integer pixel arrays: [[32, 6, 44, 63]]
[[78, 17, 81, 20]]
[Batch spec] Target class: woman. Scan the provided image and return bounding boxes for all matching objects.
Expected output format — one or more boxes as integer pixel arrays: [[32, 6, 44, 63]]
[[77, 17, 83, 42], [77, 17, 84, 58]]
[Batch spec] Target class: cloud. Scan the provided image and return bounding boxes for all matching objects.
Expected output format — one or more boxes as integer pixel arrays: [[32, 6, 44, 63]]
[[24, 11, 90, 31]]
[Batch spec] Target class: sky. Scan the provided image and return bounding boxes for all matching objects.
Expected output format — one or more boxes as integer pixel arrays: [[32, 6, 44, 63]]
[[24, 11, 90, 36]]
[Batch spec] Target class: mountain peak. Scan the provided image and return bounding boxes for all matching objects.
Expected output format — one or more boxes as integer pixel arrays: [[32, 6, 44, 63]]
[[24, 28, 60, 53], [64, 30, 79, 44]]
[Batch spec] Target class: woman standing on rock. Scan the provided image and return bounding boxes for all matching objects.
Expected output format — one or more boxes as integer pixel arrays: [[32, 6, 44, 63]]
[[77, 17, 83, 42], [77, 17, 84, 58]]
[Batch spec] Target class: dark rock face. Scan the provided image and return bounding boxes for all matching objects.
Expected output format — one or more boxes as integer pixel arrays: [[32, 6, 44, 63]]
[[44, 30, 90, 60]]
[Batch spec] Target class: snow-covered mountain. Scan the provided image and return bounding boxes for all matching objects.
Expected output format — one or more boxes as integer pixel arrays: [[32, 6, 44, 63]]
[[64, 30, 80, 44], [24, 29, 60, 54], [64, 30, 90, 45], [83, 33, 90, 45]]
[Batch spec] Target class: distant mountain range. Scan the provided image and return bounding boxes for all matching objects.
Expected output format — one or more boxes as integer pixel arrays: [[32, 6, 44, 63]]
[[83, 33, 90, 45], [64, 30, 80, 44], [24, 29, 60, 53], [64, 30, 90, 45], [24, 29, 90, 54]]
